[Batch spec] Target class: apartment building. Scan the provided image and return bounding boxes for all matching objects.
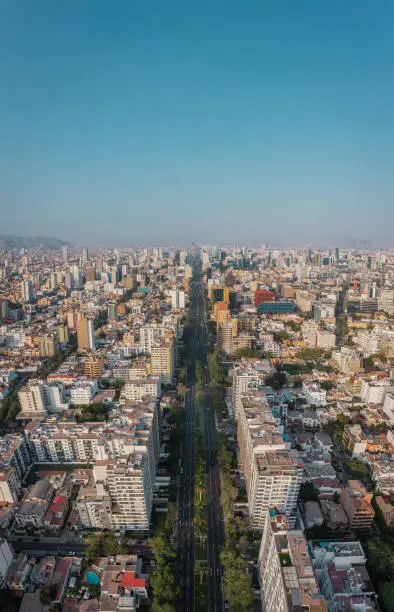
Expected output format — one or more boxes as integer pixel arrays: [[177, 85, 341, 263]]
[[340, 480, 375, 531], [77, 316, 95, 351], [232, 360, 271, 419], [303, 382, 327, 406], [18, 381, 47, 420], [0, 539, 14, 588], [218, 321, 234, 356], [69, 380, 98, 405], [78, 400, 160, 532], [311, 541, 377, 611], [150, 340, 175, 384], [342, 425, 367, 457], [237, 393, 303, 529], [122, 377, 160, 402], [258, 510, 326, 612], [28, 422, 100, 464]]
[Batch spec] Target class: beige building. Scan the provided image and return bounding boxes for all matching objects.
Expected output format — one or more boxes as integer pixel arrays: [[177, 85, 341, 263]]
[[259, 511, 326, 612]]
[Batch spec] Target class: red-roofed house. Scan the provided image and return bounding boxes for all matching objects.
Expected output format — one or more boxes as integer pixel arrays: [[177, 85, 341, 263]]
[[121, 571, 147, 597], [44, 495, 69, 533]]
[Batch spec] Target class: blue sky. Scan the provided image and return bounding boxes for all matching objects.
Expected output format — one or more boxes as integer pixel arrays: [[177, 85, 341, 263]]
[[1, 1, 394, 246]]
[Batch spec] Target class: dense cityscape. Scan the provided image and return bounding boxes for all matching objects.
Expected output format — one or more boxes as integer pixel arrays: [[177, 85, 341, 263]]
[[0, 242, 393, 611]]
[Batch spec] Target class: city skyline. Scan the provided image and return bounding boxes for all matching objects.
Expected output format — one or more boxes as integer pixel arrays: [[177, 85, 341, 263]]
[[2, 1, 394, 244]]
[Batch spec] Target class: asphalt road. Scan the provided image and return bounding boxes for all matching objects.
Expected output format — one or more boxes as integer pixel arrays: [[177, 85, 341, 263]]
[[196, 268, 225, 611], [177, 281, 198, 611]]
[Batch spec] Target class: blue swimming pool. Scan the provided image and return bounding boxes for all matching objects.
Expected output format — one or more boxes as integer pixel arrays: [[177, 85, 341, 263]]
[[86, 571, 100, 585]]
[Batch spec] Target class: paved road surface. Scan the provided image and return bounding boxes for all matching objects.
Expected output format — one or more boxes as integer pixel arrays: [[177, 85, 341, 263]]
[[177, 280, 198, 611], [196, 262, 225, 612]]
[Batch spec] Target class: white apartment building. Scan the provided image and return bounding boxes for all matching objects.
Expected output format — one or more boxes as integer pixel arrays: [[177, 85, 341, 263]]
[[383, 393, 394, 425], [238, 393, 303, 529], [139, 324, 165, 353], [69, 380, 98, 405], [355, 331, 378, 356], [258, 511, 325, 612], [3, 327, 25, 348], [360, 379, 391, 405], [122, 377, 160, 402], [303, 382, 327, 406], [86, 400, 160, 532], [28, 423, 99, 464], [76, 482, 113, 530], [0, 539, 14, 588], [18, 381, 47, 419], [170, 289, 185, 309], [232, 361, 270, 419]]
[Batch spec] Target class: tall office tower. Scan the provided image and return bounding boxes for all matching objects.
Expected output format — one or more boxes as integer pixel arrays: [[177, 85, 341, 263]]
[[218, 321, 234, 356], [82, 247, 89, 264], [50, 272, 58, 290], [64, 271, 74, 290], [20, 279, 34, 302], [335, 247, 339, 260], [151, 340, 175, 384], [62, 245, 68, 263], [170, 289, 185, 309], [258, 510, 326, 612], [18, 381, 47, 419], [77, 317, 95, 351]]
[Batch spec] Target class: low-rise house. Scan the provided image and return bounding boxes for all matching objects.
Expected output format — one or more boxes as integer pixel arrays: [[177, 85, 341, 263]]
[[304, 501, 324, 528]]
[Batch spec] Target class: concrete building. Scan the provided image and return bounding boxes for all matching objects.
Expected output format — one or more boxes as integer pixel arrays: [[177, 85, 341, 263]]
[[69, 380, 98, 405], [77, 317, 95, 351], [303, 382, 327, 406], [237, 393, 303, 529], [340, 480, 375, 531], [258, 510, 326, 612], [0, 539, 14, 588], [122, 377, 160, 402], [150, 340, 175, 384], [170, 289, 185, 309], [311, 541, 377, 612], [342, 425, 367, 458], [218, 321, 234, 356], [18, 381, 47, 420]]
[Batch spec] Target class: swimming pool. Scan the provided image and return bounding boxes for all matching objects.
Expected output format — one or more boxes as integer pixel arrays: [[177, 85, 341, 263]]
[[86, 571, 100, 585]]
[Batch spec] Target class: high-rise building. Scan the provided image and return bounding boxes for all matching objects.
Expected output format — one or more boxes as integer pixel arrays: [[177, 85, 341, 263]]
[[151, 339, 175, 384], [62, 245, 68, 263], [170, 289, 185, 309], [82, 247, 89, 264], [258, 510, 326, 612], [218, 321, 234, 356], [64, 271, 74, 290], [85, 266, 95, 282], [238, 393, 303, 529], [77, 317, 95, 351], [0, 540, 14, 588], [84, 355, 104, 378], [50, 272, 58, 290], [38, 334, 58, 357], [20, 280, 33, 302], [72, 265, 81, 288]]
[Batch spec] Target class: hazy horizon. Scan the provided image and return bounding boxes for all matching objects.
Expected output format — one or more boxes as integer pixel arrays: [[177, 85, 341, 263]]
[[1, 1, 394, 245]]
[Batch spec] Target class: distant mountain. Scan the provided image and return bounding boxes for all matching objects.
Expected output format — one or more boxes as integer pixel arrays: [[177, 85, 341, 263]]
[[0, 235, 69, 250]]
